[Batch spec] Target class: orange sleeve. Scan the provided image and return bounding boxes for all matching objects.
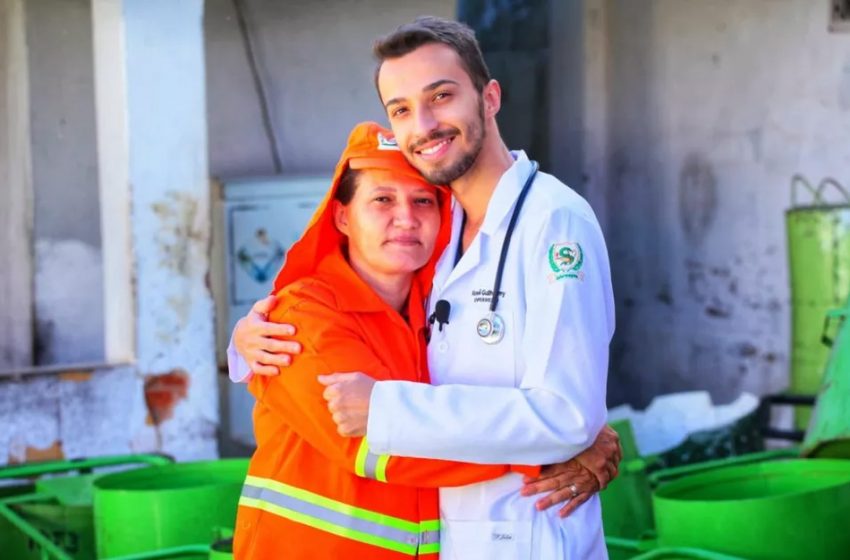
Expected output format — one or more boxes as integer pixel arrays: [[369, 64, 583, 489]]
[[251, 283, 539, 488]]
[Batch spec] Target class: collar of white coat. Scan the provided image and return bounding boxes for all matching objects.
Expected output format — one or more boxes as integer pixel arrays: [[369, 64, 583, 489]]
[[478, 150, 534, 236]]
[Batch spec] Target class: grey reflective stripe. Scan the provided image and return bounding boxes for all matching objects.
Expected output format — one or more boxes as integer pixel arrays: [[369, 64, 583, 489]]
[[240, 483, 421, 552], [363, 449, 382, 480], [420, 529, 440, 544]]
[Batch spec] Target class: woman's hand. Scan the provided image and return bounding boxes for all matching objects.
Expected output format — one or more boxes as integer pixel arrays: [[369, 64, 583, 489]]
[[318, 372, 377, 437], [233, 296, 302, 375], [520, 425, 622, 518], [520, 459, 600, 518]]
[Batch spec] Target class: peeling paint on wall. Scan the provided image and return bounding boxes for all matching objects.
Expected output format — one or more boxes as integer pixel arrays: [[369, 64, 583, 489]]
[[144, 369, 190, 426]]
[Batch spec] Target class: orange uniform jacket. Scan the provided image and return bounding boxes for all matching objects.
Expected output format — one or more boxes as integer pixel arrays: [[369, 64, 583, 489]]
[[233, 123, 538, 560]]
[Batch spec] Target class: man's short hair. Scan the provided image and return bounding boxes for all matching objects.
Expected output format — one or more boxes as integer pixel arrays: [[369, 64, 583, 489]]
[[372, 16, 491, 96]]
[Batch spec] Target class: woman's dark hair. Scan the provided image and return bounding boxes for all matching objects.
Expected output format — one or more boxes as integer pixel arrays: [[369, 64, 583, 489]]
[[334, 167, 361, 205]]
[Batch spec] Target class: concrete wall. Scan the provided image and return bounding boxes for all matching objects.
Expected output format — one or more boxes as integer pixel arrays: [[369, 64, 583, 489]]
[[205, 0, 456, 178], [0, 0, 217, 465], [26, 0, 103, 365], [585, 0, 850, 407]]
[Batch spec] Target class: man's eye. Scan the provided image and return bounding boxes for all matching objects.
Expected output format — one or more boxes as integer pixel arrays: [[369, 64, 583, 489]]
[[434, 91, 451, 101], [415, 197, 436, 205], [374, 196, 392, 203], [391, 107, 408, 118]]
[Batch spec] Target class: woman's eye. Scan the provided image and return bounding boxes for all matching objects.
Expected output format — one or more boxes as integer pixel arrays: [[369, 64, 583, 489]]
[[415, 197, 436, 205], [374, 196, 392, 203]]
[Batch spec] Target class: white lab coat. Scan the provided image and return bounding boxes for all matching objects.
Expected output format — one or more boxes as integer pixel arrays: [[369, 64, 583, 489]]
[[366, 152, 614, 560]]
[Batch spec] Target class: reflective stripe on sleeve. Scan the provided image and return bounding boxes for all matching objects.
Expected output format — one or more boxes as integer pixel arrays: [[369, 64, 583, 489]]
[[239, 475, 439, 555], [355, 438, 390, 482]]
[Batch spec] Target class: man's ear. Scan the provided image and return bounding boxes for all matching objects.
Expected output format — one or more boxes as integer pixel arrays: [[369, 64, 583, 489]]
[[333, 200, 349, 235], [482, 79, 502, 119]]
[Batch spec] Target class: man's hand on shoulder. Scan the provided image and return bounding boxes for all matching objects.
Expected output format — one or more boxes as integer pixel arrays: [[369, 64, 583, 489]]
[[234, 295, 302, 376]]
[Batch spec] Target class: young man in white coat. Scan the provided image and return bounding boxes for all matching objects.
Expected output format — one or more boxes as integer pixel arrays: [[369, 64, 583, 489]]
[[230, 16, 617, 559]]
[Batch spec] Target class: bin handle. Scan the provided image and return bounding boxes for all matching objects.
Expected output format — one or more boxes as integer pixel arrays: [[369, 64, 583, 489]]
[[791, 175, 850, 206], [816, 177, 850, 204], [0, 453, 174, 481], [791, 174, 817, 206]]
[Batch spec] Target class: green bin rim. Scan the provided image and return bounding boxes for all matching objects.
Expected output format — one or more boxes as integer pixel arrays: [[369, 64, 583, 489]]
[[652, 459, 850, 505]]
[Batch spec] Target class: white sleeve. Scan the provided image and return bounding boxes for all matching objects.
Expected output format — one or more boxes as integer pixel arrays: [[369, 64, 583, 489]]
[[227, 334, 253, 383], [367, 208, 614, 465]]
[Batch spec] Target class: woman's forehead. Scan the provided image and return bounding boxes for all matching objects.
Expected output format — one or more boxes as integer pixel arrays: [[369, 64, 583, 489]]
[[359, 169, 435, 191]]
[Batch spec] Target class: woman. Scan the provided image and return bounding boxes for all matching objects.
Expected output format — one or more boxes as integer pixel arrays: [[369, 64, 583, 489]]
[[234, 122, 544, 559]]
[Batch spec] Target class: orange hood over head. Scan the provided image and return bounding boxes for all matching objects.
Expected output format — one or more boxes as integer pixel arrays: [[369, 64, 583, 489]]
[[272, 121, 452, 293]]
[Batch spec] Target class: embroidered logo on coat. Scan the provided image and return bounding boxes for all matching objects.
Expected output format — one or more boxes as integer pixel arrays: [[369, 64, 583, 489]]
[[548, 242, 584, 281]]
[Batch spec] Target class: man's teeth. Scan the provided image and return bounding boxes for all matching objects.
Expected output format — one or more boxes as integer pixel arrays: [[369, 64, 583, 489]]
[[420, 139, 450, 155]]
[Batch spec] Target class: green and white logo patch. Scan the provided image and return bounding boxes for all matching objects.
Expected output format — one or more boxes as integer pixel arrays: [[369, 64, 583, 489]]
[[548, 242, 584, 281], [377, 132, 400, 151]]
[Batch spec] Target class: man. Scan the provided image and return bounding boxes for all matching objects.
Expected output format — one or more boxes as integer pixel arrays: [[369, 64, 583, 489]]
[[231, 17, 617, 559]]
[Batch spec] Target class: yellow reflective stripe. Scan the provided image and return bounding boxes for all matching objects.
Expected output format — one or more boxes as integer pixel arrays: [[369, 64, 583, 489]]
[[419, 542, 440, 554], [375, 453, 390, 483], [419, 519, 440, 531], [239, 495, 418, 555], [354, 438, 369, 478], [243, 475, 418, 533]]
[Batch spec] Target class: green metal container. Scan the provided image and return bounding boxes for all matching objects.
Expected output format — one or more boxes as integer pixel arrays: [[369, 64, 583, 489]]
[[93, 459, 248, 558], [786, 176, 850, 428], [653, 459, 850, 559], [803, 298, 850, 458], [208, 538, 233, 560], [0, 454, 173, 560], [601, 420, 655, 540]]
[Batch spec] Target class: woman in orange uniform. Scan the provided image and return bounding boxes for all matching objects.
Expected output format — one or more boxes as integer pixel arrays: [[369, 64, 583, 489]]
[[233, 122, 539, 559]]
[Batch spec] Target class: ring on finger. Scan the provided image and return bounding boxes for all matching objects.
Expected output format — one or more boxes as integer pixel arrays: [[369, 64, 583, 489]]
[[569, 483, 579, 498]]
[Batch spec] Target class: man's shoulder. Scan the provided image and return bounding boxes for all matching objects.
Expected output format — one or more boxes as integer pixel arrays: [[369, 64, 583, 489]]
[[522, 171, 600, 234]]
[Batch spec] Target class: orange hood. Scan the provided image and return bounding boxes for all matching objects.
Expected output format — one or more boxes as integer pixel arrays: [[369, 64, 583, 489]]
[[272, 121, 452, 294]]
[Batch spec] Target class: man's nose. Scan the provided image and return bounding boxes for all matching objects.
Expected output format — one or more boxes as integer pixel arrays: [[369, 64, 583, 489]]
[[413, 107, 438, 139]]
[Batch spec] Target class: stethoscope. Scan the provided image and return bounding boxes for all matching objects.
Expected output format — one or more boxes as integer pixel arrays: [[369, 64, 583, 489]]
[[454, 160, 539, 345]]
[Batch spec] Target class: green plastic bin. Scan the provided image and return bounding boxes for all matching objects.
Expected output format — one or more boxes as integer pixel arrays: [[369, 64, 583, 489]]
[[601, 421, 655, 540], [652, 459, 850, 559], [786, 176, 850, 428], [93, 459, 248, 558], [802, 297, 850, 458]]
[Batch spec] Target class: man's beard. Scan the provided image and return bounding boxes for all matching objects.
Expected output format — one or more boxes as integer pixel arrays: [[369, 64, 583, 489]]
[[411, 101, 485, 186]]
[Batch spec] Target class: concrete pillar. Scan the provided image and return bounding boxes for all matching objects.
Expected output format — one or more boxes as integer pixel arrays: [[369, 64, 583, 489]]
[[0, 0, 34, 370], [92, 0, 218, 459]]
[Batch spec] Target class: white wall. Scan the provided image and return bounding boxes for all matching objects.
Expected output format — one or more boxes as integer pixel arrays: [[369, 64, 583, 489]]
[[581, 0, 850, 406], [205, 0, 457, 178]]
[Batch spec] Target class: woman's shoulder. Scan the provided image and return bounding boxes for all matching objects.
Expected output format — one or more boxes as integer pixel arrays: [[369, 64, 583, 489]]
[[270, 275, 342, 320], [269, 273, 356, 330]]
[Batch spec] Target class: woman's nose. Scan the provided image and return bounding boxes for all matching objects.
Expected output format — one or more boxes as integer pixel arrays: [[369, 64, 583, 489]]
[[392, 201, 417, 227]]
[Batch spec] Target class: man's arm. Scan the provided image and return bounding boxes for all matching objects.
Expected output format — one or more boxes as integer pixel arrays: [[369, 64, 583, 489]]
[[258, 286, 538, 488], [227, 296, 301, 382], [365, 208, 614, 466]]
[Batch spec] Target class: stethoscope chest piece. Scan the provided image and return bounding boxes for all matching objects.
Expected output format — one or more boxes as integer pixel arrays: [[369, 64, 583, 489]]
[[476, 313, 505, 345]]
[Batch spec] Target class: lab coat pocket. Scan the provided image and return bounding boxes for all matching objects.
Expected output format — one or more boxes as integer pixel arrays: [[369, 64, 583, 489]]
[[445, 520, 533, 560]]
